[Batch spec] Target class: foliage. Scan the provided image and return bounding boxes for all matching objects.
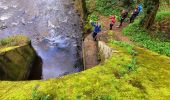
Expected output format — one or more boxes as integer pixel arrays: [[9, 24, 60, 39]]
[[86, 0, 133, 16], [111, 41, 138, 73], [126, 57, 137, 71], [111, 40, 134, 54], [83, 13, 99, 33], [159, 0, 170, 11], [95, 0, 119, 16], [89, 13, 99, 22], [156, 11, 170, 21], [31, 85, 52, 100], [123, 20, 170, 56]]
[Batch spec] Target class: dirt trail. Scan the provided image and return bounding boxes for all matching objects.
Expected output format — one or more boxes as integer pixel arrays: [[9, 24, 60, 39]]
[[83, 34, 99, 69], [83, 15, 132, 69], [98, 16, 132, 44]]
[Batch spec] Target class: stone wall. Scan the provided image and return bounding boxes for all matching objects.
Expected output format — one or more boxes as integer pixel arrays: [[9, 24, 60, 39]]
[[98, 41, 115, 61]]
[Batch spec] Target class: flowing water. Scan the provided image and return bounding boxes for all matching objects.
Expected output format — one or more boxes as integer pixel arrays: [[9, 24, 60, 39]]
[[0, 0, 83, 79]]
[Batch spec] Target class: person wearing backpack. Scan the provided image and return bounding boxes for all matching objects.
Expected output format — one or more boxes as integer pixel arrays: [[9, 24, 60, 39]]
[[91, 21, 101, 41], [130, 7, 139, 23], [117, 9, 128, 28], [129, 4, 143, 23]]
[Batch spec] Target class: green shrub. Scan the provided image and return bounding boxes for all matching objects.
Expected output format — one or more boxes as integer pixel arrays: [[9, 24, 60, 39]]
[[89, 13, 99, 22], [31, 85, 52, 100], [156, 12, 170, 21], [123, 21, 170, 57], [86, 0, 124, 16], [126, 57, 137, 71]]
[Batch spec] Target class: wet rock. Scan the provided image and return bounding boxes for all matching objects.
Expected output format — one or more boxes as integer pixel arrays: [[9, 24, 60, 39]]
[[0, 25, 7, 30]]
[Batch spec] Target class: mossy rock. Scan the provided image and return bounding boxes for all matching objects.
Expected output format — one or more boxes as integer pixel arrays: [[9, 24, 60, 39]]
[[0, 35, 29, 52], [0, 35, 41, 80]]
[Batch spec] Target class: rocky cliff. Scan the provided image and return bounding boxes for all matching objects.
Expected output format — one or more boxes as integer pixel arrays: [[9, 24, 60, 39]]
[[74, 0, 87, 21], [0, 36, 42, 80]]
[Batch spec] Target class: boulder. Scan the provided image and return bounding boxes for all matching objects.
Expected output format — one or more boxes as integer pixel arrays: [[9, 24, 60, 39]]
[[0, 36, 42, 80]]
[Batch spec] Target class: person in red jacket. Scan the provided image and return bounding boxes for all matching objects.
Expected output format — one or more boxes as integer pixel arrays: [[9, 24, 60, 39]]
[[109, 15, 116, 30]]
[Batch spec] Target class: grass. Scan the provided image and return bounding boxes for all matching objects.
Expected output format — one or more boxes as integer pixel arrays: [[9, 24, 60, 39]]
[[0, 35, 29, 48], [111, 41, 138, 74], [0, 46, 19, 53], [1, 42, 170, 99], [156, 11, 170, 21], [31, 85, 52, 100], [123, 20, 170, 57], [0, 35, 29, 53], [159, 1, 170, 12]]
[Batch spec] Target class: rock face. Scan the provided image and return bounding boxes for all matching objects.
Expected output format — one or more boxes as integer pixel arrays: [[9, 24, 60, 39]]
[[0, 42, 42, 80], [74, 0, 87, 21]]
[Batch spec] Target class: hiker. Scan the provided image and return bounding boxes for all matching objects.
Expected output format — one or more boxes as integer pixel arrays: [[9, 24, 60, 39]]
[[117, 9, 128, 28], [138, 4, 143, 15], [109, 15, 116, 30], [129, 4, 143, 23], [130, 7, 139, 23], [91, 21, 101, 41]]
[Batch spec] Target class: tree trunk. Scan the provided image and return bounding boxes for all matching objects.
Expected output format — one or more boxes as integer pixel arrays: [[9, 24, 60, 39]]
[[140, 0, 160, 29], [122, 0, 134, 7]]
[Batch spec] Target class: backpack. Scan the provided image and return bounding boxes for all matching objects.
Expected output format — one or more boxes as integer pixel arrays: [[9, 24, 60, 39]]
[[138, 5, 143, 13]]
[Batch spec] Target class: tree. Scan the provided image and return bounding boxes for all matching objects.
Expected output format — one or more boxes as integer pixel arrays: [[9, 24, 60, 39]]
[[140, 0, 160, 29], [122, 0, 134, 7]]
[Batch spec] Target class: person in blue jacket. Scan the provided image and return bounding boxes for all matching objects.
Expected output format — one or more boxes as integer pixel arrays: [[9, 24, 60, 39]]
[[91, 21, 101, 41], [130, 4, 143, 23]]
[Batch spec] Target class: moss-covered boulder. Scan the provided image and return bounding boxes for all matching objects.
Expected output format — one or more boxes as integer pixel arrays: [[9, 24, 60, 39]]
[[0, 35, 42, 80]]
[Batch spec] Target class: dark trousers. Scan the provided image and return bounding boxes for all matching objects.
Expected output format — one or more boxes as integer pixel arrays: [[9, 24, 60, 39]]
[[120, 18, 125, 27], [130, 15, 137, 23], [110, 23, 113, 30], [92, 32, 97, 40]]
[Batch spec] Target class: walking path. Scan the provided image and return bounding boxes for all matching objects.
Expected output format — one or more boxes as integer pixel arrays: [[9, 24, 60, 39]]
[[83, 15, 132, 69], [83, 33, 99, 69], [98, 16, 132, 44]]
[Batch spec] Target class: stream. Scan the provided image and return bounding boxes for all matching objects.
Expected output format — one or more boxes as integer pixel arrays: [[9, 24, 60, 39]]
[[0, 0, 83, 79]]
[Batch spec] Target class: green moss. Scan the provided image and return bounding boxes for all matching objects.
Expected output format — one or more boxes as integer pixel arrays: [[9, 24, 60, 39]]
[[0, 46, 19, 53], [0, 42, 170, 99], [0, 44, 37, 80], [0, 35, 29, 50]]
